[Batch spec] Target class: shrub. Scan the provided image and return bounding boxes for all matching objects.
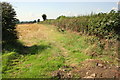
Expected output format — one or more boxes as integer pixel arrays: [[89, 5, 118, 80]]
[[1, 2, 18, 44], [41, 10, 120, 40]]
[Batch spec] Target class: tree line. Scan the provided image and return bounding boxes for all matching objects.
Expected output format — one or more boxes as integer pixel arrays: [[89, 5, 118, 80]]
[[19, 14, 47, 24]]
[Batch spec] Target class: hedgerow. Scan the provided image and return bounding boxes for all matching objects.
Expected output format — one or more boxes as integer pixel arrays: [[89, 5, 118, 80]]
[[40, 10, 120, 40]]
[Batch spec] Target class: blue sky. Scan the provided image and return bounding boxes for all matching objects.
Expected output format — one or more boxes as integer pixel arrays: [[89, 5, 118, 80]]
[[8, 2, 119, 21]]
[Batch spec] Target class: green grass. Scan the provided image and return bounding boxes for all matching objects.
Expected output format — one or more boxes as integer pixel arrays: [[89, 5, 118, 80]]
[[2, 24, 117, 78], [57, 32, 91, 65], [2, 40, 65, 78]]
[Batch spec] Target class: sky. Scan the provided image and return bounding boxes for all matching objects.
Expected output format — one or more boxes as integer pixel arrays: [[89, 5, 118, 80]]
[[1, 0, 119, 21]]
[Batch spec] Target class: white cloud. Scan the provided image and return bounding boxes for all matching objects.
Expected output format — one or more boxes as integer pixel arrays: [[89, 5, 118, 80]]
[[17, 12, 42, 21], [112, 7, 118, 10], [96, 8, 103, 13], [60, 11, 77, 17], [74, 14, 78, 16]]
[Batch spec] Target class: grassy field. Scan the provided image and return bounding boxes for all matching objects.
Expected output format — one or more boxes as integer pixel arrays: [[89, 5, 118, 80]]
[[2, 24, 118, 78]]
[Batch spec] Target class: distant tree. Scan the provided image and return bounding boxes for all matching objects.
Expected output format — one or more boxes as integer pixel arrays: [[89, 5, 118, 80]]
[[33, 20, 36, 23], [1, 2, 18, 43], [42, 14, 47, 21], [37, 19, 40, 22]]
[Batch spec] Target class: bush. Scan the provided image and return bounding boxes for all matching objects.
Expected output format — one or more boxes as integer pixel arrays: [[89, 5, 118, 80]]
[[41, 10, 120, 40], [1, 2, 18, 44]]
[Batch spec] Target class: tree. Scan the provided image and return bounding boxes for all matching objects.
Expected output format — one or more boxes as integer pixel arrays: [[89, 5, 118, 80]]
[[42, 14, 47, 21], [1, 2, 18, 43], [33, 20, 36, 23], [37, 19, 40, 22]]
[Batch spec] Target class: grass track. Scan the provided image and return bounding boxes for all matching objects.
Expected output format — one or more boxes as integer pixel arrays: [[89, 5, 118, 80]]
[[2, 24, 98, 78]]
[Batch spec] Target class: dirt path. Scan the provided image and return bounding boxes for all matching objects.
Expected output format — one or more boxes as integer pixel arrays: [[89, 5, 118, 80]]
[[16, 24, 41, 46], [16, 24, 119, 78], [17, 24, 58, 45], [16, 23, 68, 57]]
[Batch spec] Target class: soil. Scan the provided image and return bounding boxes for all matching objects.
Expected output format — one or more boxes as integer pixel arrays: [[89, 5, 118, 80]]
[[53, 59, 120, 79]]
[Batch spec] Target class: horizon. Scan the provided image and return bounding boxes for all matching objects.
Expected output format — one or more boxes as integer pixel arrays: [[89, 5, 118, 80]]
[[6, 2, 119, 21]]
